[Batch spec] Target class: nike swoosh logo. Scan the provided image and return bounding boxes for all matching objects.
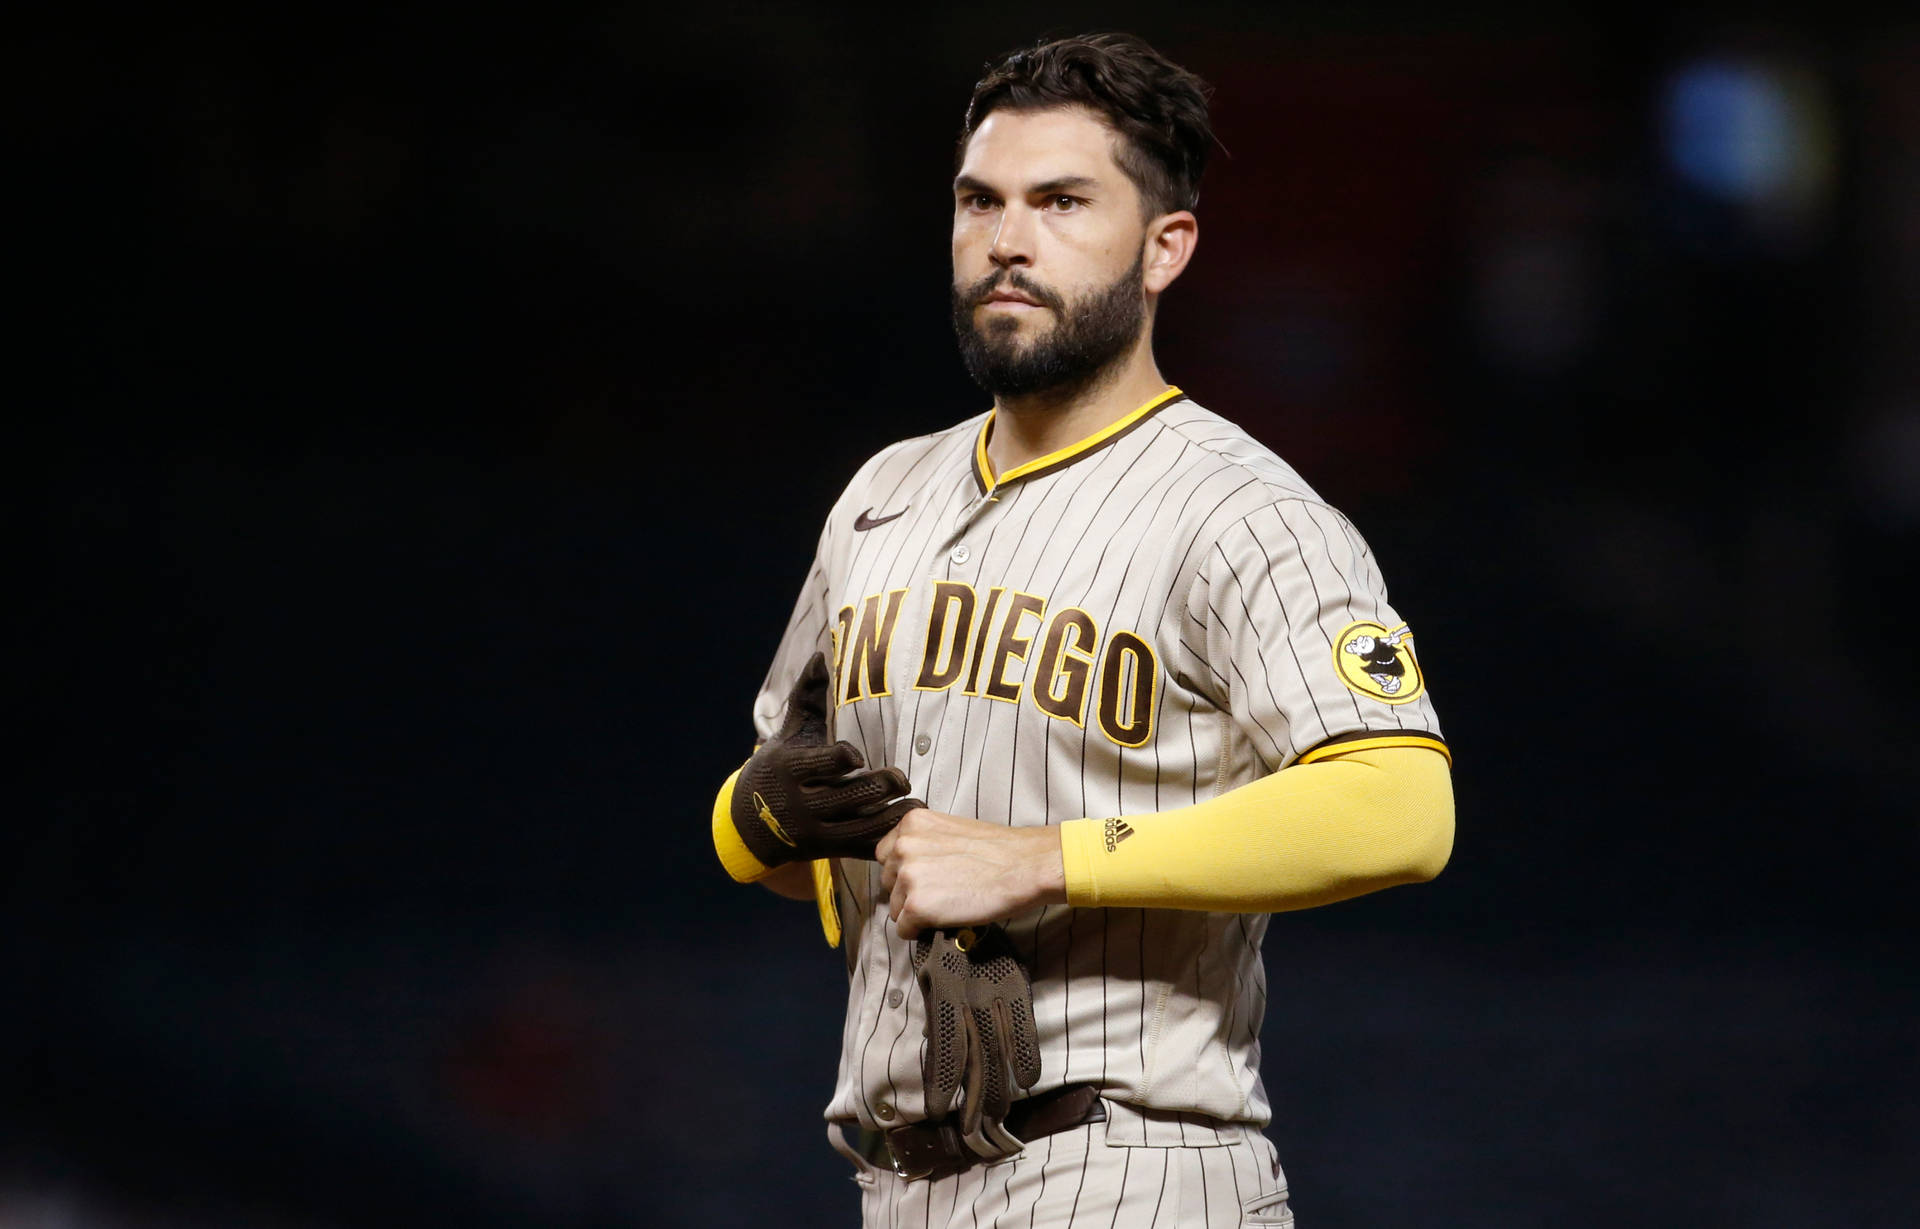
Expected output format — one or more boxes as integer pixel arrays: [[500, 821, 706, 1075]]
[[854, 506, 909, 531]]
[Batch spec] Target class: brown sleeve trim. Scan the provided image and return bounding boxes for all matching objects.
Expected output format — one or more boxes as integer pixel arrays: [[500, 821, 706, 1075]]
[[1296, 731, 1451, 766]]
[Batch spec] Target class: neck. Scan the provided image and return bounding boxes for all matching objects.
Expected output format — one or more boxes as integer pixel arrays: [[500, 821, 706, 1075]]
[[986, 339, 1169, 479]]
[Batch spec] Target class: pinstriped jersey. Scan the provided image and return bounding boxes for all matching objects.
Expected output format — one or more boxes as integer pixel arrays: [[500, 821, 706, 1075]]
[[749, 388, 1445, 1142]]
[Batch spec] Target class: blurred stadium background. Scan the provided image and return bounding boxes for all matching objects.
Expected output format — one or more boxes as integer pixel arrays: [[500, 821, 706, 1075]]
[[14, 4, 1917, 1226]]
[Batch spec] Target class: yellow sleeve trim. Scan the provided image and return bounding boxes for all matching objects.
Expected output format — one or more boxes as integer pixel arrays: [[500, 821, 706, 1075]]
[[1297, 732, 1452, 766], [1060, 745, 1453, 913], [712, 765, 776, 883], [812, 859, 842, 947]]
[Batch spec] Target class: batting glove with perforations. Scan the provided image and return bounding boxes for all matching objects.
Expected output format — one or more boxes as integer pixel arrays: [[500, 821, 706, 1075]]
[[912, 923, 1042, 1156], [725, 653, 921, 871]]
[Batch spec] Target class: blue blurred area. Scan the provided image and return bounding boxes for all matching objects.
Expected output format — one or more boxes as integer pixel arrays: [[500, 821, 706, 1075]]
[[13, 5, 1918, 1226]]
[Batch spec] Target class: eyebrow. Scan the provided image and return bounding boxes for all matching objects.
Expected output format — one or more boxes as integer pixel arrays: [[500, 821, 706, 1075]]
[[953, 174, 1100, 197]]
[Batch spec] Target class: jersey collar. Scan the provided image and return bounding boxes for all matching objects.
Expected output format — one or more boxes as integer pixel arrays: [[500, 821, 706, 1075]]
[[972, 386, 1186, 495]]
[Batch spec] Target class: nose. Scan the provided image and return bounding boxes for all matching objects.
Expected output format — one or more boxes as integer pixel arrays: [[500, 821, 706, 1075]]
[[989, 205, 1034, 269]]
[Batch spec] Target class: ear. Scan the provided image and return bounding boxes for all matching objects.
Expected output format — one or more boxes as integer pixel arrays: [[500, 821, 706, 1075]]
[[1141, 210, 1197, 295]]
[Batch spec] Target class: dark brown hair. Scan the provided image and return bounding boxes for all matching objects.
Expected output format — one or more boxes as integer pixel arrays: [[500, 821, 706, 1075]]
[[961, 33, 1214, 218]]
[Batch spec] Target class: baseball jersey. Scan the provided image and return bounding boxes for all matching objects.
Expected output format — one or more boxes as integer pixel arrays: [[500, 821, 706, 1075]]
[[749, 386, 1445, 1144]]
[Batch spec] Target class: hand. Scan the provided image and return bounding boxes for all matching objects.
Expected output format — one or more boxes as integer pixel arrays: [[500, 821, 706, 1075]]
[[875, 809, 1067, 940], [728, 653, 922, 869]]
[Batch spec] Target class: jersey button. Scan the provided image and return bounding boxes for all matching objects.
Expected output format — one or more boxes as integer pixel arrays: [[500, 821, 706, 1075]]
[[875, 1102, 896, 1121], [913, 734, 931, 755], [887, 988, 905, 1008], [950, 543, 971, 564]]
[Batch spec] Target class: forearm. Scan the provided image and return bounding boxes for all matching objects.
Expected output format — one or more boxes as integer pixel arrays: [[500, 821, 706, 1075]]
[[1057, 745, 1453, 912]]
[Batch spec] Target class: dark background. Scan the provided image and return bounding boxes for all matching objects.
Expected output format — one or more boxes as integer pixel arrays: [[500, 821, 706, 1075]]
[[14, 4, 1918, 1226]]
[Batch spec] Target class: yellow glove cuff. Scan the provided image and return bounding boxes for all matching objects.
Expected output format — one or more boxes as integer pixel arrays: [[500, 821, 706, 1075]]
[[712, 765, 776, 883]]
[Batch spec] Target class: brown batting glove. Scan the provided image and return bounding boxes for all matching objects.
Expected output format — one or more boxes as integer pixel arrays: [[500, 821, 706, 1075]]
[[912, 924, 1042, 1157], [728, 652, 921, 869]]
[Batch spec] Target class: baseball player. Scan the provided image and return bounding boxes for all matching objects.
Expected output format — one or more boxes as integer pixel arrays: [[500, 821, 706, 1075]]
[[711, 33, 1454, 1228]]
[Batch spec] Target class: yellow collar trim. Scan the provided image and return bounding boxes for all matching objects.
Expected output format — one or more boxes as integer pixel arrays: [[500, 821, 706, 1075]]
[[974, 386, 1184, 492]]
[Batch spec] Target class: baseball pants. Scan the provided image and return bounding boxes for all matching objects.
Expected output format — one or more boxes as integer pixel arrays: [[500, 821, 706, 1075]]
[[830, 1118, 1293, 1228]]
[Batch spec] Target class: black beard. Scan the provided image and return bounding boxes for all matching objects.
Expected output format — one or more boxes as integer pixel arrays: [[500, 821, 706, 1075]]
[[950, 255, 1145, 401]]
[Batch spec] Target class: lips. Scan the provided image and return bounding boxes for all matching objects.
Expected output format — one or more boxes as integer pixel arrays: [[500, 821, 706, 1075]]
[[963, 272, 1057, 311]]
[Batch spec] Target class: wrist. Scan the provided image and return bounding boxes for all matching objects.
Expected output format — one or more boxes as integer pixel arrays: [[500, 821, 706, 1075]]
[[1022, 825, 1069, 909]]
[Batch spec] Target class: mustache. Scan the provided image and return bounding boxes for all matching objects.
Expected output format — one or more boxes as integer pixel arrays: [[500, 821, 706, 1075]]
[[961, 270, 1066, 312]]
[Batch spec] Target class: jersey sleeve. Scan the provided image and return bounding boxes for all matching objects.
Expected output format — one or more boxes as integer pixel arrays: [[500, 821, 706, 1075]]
[[1193, 499, 1446, 774], [751, 542, 836, 743]]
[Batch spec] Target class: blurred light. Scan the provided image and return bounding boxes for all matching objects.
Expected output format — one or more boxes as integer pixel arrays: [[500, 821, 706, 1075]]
[[1661, 55, 1833, 224], [1665, 60, 1793, 200]]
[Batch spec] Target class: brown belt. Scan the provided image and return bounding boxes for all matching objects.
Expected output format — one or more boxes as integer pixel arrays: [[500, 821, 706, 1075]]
[[854, 1084, 1107, 1182]]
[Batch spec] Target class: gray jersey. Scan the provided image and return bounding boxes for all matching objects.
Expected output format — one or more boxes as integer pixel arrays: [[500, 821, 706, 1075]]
[[750, 388, 1445, 1143]]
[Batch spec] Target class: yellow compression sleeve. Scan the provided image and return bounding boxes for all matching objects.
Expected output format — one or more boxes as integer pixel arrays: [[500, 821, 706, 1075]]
[[1058, 745, 1454, 913], [711, 765, 776, 883]]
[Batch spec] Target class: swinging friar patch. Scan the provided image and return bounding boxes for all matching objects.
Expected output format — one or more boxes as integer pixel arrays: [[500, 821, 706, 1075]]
[[1333, 620, 1426, 705]]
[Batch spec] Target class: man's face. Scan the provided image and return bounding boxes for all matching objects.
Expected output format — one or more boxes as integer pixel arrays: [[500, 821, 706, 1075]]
[[950, 106, 1151, 400]]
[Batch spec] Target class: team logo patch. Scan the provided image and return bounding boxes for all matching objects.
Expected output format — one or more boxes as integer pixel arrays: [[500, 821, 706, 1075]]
[[1102, 818, 1135, 852], [753, 791, 796, 846], [1333, 621, 1425, 705]]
